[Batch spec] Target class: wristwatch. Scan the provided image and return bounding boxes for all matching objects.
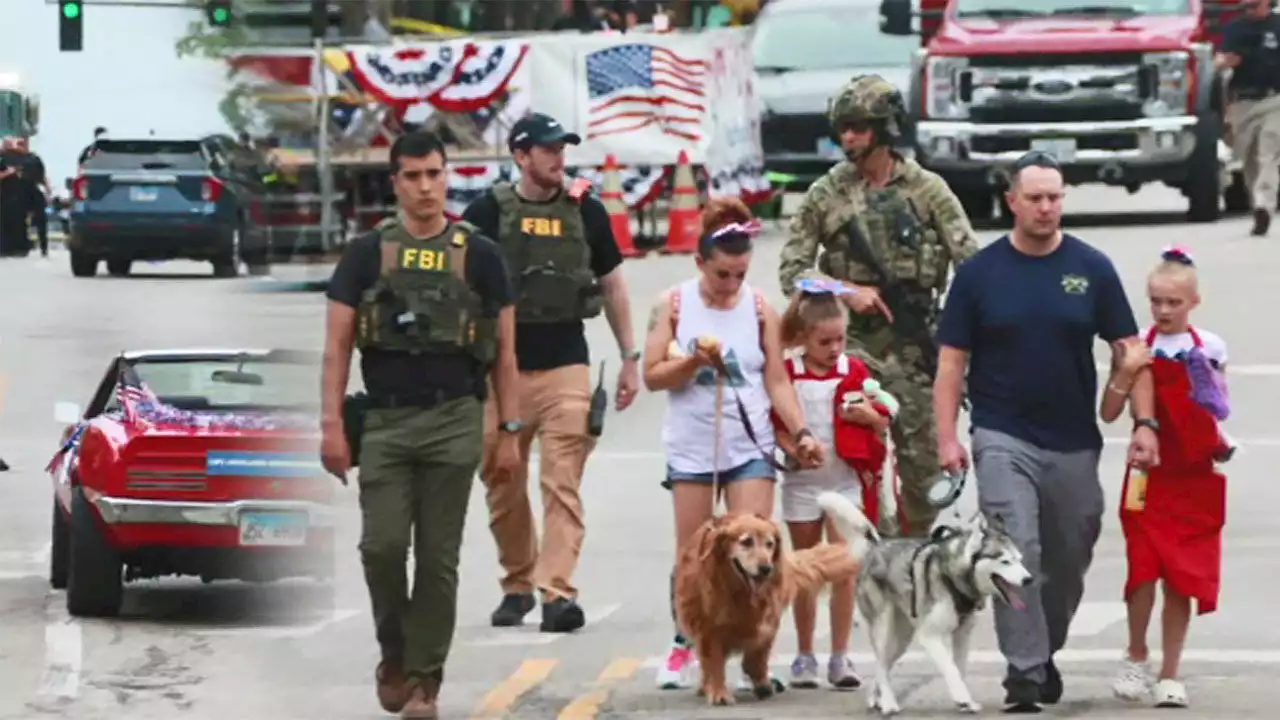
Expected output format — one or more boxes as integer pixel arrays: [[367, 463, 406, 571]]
[[499, 420, 524, 434], [621, 348, 641, 362], [1134, 418, 1160, 433]]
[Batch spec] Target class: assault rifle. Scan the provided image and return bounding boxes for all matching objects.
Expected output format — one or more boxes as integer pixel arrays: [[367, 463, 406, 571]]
[[841, 216, 941, 381]]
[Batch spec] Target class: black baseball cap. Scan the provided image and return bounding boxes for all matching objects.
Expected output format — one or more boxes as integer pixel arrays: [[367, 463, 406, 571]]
[[508, 113, 582, 152]]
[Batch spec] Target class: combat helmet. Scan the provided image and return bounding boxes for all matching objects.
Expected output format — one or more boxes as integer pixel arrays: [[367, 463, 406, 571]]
[[827, 74, 908, 144]]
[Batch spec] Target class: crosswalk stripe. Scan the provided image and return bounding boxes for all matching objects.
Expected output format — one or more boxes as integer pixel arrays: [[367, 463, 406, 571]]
[[556, 658, 643, 720], [468, 658, 557, 719], [637, 648, 1280, 670]]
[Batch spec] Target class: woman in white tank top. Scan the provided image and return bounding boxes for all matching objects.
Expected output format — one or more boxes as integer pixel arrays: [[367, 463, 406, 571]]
[[640, 198, 825, 689]]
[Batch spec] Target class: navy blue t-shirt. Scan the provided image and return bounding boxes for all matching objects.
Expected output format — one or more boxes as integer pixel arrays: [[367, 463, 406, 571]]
[[936, 234, 1138, 452]]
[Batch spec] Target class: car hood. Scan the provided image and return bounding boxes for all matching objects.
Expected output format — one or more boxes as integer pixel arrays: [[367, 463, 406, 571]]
[[756, 66, 912, 116], [930, 14, 1199, 55]]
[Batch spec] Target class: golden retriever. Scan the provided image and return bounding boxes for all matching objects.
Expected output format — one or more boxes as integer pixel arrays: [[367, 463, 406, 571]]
[[674, 512, 860, 706]]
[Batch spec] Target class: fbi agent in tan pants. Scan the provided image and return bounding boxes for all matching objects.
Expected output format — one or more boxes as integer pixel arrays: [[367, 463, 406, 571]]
[[461, 113, 641, 632]]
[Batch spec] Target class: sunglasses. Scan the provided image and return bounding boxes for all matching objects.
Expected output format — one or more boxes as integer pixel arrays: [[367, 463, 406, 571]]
[[1012, 150, 1063, 173]]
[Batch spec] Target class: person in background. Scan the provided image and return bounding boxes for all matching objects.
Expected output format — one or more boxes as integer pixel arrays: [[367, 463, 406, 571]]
[[1215, 0, 1280, 237], [0, 137, 31, 257], [13, 138, 50, 258], [77, 126, 106, 167], [461, 112, 641, 634]]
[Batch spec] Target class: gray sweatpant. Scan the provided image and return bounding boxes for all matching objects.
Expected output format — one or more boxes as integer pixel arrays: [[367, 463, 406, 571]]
[[971, 427, 1105, 684]]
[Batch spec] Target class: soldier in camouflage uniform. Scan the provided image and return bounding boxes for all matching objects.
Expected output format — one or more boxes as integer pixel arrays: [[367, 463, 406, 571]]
[[778, 74, 980, 538]]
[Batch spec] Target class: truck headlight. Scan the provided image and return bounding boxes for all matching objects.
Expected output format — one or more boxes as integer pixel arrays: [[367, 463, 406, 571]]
[[924, 56, 969, 121], [1141, 51, 1192, 117]]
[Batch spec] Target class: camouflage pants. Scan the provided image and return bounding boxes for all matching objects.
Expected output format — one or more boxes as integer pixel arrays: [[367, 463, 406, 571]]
[[853, 349, 939, 538]]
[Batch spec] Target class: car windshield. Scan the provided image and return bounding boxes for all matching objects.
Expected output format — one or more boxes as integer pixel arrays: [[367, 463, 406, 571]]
[[86, 140, 207, 171], [750, 9, 919, 73], [954, 0, 1189, 17], [129, 356, 317, 412]]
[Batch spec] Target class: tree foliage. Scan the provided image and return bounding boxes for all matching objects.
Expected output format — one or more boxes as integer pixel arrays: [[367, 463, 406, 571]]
[[174, 19, 254, 133]]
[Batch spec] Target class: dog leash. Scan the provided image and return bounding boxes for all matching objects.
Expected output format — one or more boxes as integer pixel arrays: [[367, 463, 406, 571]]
[[711, 372, 725, 516]]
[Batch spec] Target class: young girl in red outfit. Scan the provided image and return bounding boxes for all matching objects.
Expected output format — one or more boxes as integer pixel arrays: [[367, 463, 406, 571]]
[[1102, 247, 1230, 709], [773, 284, 893, 690]]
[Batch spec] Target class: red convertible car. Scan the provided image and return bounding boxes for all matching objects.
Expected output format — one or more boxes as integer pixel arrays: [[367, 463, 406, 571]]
[[47, 348, 334, 618]]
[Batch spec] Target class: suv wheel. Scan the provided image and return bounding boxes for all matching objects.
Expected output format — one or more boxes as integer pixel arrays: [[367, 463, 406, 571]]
[[106, 258, 132, 277], [69, 250, 98, 277]]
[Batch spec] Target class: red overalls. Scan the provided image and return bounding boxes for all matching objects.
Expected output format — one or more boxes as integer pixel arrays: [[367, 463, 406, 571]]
[[1119, 326, 1227, 615]]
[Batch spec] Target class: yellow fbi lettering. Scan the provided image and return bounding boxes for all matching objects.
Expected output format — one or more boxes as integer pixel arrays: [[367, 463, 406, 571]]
[[399, 247, 447, 272], [520, 217, 563, 237]]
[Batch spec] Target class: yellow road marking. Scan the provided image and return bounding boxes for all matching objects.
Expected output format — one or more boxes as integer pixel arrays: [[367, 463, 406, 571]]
[[556, 658, 643, 720], [468, 658, 557, 719]]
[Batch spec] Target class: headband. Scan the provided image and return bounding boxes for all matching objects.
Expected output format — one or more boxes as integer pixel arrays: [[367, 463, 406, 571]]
[[1161, 245, 1195, 266], [794, 277, 856, 296], [706, 219, 763, 242]]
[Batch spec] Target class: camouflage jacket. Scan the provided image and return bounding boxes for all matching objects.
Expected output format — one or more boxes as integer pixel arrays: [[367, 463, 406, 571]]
[[778, 156, 980, 368]]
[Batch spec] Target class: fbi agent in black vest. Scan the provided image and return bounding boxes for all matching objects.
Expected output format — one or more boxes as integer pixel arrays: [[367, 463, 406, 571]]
[[1217, 0, 1280, 236], [321, 130, 523, 718]]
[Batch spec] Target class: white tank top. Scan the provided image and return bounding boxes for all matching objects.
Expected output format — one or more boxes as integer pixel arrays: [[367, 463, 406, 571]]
[[662, 279, 776, 474]]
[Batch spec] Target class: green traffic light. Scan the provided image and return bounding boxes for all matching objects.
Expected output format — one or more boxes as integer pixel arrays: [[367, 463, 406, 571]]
[[62, 2, 80, 19], [212, 7, 229, 23]]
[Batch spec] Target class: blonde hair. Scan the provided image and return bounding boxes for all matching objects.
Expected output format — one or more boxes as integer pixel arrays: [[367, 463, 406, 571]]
[[780, 291, 848, 347], [1149, 247, 1198, 292]]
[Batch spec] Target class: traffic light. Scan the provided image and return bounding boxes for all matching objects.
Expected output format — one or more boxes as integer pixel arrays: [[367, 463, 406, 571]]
[[310, 0, 328, 39], [59, 0, 83, 52], [206, 0, 232, 27]]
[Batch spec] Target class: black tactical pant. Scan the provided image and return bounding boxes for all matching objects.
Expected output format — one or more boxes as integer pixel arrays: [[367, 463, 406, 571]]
[[0, 193, 30, 256], [356, 396, 483, 687], [29, 194, 48, 256]]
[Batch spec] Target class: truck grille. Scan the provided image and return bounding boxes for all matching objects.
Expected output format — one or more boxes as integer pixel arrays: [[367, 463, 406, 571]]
[[970, 133, 1139, 154], [762, 114, 832, 154], [963, 55, 1146, 124]]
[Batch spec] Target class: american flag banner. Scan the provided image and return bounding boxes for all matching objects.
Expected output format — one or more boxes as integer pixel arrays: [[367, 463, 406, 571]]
[[585, 43, 708, 143]]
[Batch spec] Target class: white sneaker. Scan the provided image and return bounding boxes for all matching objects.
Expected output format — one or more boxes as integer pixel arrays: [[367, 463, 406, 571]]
[[1112, 657, 1152, 701], [1153, 678, 1189, 708], [789, 654, 819, 689], [656, 641, 695, 690]]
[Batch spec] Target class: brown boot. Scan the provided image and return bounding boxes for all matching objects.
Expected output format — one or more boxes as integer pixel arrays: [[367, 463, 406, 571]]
[[400, 677, 439, 719], [376, 660, 409, 713]]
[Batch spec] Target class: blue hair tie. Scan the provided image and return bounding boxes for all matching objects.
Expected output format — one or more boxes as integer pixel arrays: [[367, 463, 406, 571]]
[[795, 277, 856, 296]]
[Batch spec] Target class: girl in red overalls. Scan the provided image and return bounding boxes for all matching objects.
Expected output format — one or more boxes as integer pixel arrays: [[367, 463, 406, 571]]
[[1102, 247, 1231, 709], [772, 284, 893, 690]]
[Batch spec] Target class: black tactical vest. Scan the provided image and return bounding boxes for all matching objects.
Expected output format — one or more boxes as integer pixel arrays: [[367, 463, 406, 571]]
[[354, 219, 496, 365], [492, 181, 603, 324]]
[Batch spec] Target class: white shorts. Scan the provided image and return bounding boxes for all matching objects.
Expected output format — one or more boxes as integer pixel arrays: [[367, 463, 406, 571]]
[[780, 477, 863, 523]]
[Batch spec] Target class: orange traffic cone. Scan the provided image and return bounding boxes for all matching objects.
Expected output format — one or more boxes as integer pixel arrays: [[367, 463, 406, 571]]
[[601, 154, 642, 258], [661, 150, 700, 254]]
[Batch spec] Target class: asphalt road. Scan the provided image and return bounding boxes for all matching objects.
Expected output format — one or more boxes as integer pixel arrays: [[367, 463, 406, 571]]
[[1, 185, 1277, 719]]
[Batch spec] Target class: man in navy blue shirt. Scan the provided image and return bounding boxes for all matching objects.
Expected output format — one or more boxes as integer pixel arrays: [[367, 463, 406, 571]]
[[932, 152, 1160, 713]]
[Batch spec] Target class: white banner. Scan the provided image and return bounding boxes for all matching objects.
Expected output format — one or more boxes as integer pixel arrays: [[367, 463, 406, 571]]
[[526, 29, 762, 176]]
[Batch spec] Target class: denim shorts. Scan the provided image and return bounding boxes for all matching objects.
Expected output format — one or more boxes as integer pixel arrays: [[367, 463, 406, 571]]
[[662, 457, 777, 490]]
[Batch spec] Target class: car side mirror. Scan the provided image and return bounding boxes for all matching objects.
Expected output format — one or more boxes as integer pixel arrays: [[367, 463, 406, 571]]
[[54, 401, 82, 424], [880, 0, 915, 35]]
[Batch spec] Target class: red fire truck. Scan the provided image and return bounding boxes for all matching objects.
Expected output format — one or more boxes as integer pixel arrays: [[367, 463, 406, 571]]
[[880, 0, 1250, 222]]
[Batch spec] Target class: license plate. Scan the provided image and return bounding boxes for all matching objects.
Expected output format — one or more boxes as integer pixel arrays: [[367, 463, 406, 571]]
[[816, 137, 845, 161], [129, 186, 158, 202], [238, 511, 308, 547], [1030, 138, 1077, 164]]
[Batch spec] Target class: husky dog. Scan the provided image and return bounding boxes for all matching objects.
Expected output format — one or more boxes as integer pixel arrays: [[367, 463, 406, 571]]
[[817, 492, 1035, 716]]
